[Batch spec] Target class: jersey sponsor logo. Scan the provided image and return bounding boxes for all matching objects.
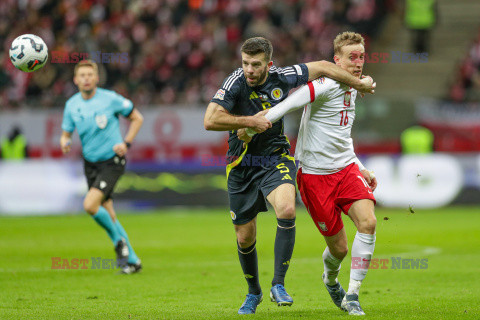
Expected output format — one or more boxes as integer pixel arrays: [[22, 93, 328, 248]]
[[271, 88, 283, 100], [95, 114, 108, 129], [259, 93, 269, 102], [317, 222, 328, 232], [230, 210, 236, 220], [315, 77, 325, 84], [213, 89, 225, 100], [344, 92, 351, 107]]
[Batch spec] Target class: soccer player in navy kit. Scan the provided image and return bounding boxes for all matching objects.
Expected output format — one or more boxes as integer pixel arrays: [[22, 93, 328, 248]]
[[204, 37, 375, 314], [60, 60, 144, 274]]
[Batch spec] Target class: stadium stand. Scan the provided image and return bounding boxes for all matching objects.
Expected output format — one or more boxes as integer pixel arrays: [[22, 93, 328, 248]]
[[0, 0, 392, 109]]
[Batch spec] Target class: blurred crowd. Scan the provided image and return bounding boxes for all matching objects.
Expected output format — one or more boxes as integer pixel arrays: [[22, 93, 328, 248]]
[[449, 27, 480, 102], [0, 0, 392, 109]]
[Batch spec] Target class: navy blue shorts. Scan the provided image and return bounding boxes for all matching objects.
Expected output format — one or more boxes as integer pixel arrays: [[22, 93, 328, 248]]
[[227, 152, 296, 225]]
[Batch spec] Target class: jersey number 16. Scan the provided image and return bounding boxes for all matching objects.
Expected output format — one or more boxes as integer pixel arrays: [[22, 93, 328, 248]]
[[339, 110, 349, 126]]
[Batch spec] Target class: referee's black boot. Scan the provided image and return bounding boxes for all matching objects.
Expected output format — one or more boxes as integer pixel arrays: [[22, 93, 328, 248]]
[[114, 239, 129, 269]]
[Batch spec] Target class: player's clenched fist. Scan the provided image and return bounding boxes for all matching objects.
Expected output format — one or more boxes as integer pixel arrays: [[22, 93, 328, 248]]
[[249, 109, 272, 133], [361, 169, 377, 192], [359, 75, 376, 95], [60, 136, 72, 154], [113, 142, 128, 157], [237, 128, 252, 143]]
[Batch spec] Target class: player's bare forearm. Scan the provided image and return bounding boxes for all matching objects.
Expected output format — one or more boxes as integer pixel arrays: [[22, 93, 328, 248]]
[[60, 131, 72, 154], [114, 109, 143, 157], [305, 61, 374, 93], [205, 111, 251, 131], [124, 108, 144, 144], [204, 102, 271, 132], [204, 103, 251, 131], [306, 61, 361, 85]]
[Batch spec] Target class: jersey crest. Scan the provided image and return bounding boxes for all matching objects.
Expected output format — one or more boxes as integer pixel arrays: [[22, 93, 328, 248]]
[[344, 92, 351, 107], [95, 114, 107, 129], [271, 88, 283, 100]]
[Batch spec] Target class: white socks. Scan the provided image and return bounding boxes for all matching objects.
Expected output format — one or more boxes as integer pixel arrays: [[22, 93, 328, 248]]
[[322, 247, 343, 286], [347, 231, 376, 295]]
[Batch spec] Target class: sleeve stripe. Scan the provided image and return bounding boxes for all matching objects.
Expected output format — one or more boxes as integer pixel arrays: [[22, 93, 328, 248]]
[[224, 75, 241, 90], [293, 64, 302, 75], [269, 66, 296, 75], [281, 67, 294, 72], [223, 69, 243, 90], [307, 81, 315, 103]]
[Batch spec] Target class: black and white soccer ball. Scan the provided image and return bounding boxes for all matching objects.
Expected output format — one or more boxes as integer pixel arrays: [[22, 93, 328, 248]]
[[9, 34, 48, 72]]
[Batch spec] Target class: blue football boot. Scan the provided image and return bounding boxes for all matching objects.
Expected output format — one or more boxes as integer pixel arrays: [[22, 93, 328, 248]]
[[322, 273, 346, 310], [341, 293, 366, 316], [238, 293, 263, 314], [270, 284, 293, 306]]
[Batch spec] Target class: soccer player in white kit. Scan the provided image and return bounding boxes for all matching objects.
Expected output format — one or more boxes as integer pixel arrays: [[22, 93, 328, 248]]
[[242, 31, 377, 315]]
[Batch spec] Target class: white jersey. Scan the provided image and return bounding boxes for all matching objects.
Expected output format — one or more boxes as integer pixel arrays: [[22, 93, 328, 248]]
[[295, 77, 361, 174]]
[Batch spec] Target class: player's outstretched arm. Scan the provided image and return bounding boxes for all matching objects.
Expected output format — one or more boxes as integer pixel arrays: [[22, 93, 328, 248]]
[[114, 108, 144, 157], [305, 61, 375, 94], [204, 102, 271, 132], [60, 131, 72, 154], [244, 84, 312, 137]]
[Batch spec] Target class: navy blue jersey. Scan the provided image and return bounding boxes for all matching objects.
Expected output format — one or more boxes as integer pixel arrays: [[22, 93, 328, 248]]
[[211, 64, 309, 161]]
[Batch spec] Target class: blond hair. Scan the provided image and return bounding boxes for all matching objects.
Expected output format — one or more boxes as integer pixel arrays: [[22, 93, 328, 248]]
[[333, 32, 365, 55], [74, 59, 98, 76]]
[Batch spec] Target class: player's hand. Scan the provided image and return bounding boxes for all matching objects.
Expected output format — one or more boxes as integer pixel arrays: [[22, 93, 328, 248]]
[[250, 109, 272, 133], [358, 75, 376, 95], [60, 138, 72, 154], [237, 128, 253, 143], [361, 169, 377, 192], [113, 142, 128, 157]]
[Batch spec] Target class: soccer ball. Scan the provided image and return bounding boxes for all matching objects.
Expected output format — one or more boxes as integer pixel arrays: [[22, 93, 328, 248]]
[[9, 34, 49, 72]]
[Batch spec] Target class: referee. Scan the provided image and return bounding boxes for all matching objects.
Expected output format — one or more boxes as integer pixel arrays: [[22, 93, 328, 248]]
[[60, 60, 144, 274]]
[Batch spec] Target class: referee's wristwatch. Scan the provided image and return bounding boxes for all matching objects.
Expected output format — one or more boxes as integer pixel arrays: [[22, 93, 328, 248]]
[[124, 141, 132, 149]]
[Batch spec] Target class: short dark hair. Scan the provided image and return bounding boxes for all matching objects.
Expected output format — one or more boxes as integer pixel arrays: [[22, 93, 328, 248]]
[[241, 37, 273, 62]]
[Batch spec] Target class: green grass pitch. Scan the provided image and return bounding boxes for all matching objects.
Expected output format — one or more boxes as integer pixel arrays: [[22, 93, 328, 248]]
[[1, 206, 479, 319]]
